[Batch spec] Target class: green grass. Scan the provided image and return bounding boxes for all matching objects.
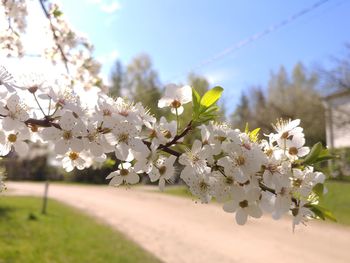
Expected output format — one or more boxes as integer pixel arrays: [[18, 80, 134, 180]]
[[320, 181, 350, 225], [0, 196, 161, 263], [162, 185, 192, 198]]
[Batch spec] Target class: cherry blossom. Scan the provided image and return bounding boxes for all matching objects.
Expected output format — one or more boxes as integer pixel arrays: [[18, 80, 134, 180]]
[[148, 155, 177, 191], [0, 0, 333, 228], [106, 162, 139, 186], [158, 84, 192, 115], [0, 128, 30, 157], [223, 186, 263, 225]]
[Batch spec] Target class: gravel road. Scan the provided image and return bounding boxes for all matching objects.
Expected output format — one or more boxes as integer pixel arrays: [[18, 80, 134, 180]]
[[5, 182, 350, 263]]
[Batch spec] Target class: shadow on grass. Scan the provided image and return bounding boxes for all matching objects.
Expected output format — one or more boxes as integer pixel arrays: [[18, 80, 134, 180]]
[[0, 206, 14, 219]]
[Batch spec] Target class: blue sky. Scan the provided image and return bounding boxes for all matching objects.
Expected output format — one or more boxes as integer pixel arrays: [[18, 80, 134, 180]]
[[59, 0, 350, 112]]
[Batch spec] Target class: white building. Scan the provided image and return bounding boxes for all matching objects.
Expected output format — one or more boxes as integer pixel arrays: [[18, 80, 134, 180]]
[[323, 90, 350, 149]]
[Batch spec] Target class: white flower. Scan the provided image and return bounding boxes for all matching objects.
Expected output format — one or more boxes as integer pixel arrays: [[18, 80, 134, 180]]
[[82, 123, 112, 157], [42, 112, 84, 154], [0, 66, 21, 92], [292, 202, 314, 231], [95, 94, 117, 126], [179, 140, 209, 175], [145, 117, 177, 149], [135, 102, 156, 126], [58, 151, 87, 172], [0, 94, 29, 131], [212, 171, 235, 202], [114, 97, 141, 124], [106, 162, 139, 186], [149, 155, 177, 191], [145, 120, 167, 148], [262, 157, 283, 188], [0, 128, 30, 158], [158, 84, 192, 115], [273, 119, 302, 142], [182, 172, 216, 203], [272, 119, 307, 155], [107, 121, 147, 161], [219, 139, 266, 183], [223, 186, 262, 225], [199, 124, 221, 164], [292, 167, 326, 198], [272, 167, 293, 220], [159, 117, 177, 142], [45, 85, 82, 115], [285, 136, 310, 159], [133, 146, 155, 173]]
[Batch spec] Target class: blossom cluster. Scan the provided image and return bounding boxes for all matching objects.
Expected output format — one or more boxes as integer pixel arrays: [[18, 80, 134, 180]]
[[0, 0, 103, 91], [42, 2, 103, 91], [0, 0, 27, 57], [0, 67, 331, 228]]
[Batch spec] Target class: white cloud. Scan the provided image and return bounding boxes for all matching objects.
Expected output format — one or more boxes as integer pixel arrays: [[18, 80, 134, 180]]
[[203, 68, 237, 85], [100, 2, 121, 14], [97, 49, 119, 64], [87, 0, 121, 14], [86, 0, 102, 4]]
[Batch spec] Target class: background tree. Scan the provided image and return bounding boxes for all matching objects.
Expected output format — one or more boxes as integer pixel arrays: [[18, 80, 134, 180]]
[[230, 93, 252, 130], [231, 63, 325, 145], [124, 54, 163, 117], [322, 44, 350, 91], [109, 60, 124, 98]]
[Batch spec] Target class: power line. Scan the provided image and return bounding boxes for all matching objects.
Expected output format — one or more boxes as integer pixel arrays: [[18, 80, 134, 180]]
[[169, 0, 332, 82]]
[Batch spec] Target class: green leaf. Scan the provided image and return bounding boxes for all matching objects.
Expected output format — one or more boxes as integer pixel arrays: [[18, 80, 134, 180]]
[[304, 142, 323, 165], [249, 128, 260, 142], [202, 105, 219, 114], [315, 148, 334, 163], [307, 204, 337, 222], [303, 142, 334, 165], [200, 86, 223, 108], [244, 123, 249, 134], [192, 88, 201, 119], [312, 183, 324, 197], [53, 9, 63, 17], [310, 206, 325, 220]]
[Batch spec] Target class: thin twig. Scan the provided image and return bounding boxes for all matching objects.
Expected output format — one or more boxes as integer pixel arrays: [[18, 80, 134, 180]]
[[38, 0, 70, 74], [33, 93, 47, 117]]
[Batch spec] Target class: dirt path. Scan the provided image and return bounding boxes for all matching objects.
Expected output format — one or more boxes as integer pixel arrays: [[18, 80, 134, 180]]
[[5, 182, 350, 263]]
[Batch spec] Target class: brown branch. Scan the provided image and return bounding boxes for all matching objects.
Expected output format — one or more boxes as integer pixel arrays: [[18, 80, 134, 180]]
[[159, 121, 192, 150], [38, 0, 70, 74], [22, 116, 183, 157], [24, 117, 60, 129], [259, 181, 298, 205], [143, 140, 181, 157]]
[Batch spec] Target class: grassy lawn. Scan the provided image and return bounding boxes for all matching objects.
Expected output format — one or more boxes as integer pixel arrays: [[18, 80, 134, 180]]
[[319, 181, 350, 225], [162, 185, 192, 198], [162, 181, 350, 225], [0, 196, 161, 263]]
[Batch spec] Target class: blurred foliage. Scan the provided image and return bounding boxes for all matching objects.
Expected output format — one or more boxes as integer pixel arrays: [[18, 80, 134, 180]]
[[322, 44, 350, 92], [1, 155, 61, 181], [68, 156, 118, 184], [109, 54, 164, 118], [231, 63, 326, 146], [319, 181, 350, 225], [321, 148, 350, 180]]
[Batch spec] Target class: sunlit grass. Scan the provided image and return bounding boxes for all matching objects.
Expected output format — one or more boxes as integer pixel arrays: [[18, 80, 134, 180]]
[[319, 181, 350, 225], [0, 196, 161, 263], [162, 185, 192, 198]]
